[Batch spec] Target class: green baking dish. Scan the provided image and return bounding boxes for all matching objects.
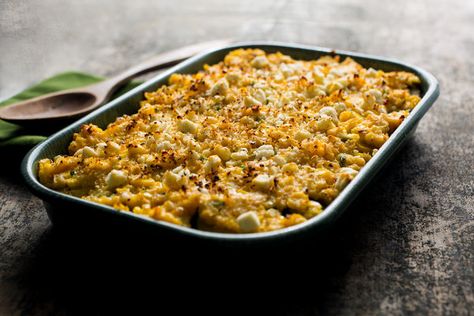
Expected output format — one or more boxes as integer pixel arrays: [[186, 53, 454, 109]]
[[21, 42, 439, 246]]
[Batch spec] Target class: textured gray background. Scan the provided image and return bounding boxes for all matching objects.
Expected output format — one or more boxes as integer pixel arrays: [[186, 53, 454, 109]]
[[0, 0, 473, 315]]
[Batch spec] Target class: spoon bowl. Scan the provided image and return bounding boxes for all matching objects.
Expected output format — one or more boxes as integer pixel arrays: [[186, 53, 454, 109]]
[[0, 91, 99, 121]]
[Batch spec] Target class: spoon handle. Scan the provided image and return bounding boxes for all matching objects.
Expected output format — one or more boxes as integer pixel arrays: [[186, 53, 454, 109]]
[[0, 40, 232, 125], [96, 39, 231, 95]]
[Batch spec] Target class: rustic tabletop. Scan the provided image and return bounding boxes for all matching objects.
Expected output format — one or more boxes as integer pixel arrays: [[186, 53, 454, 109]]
[[1, 0, 473, 315]]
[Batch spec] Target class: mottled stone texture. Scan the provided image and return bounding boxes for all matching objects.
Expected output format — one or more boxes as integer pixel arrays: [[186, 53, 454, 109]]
[[0, 0, 472, 315]]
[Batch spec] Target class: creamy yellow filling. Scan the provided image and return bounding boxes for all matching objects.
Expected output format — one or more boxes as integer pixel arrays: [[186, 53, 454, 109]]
[[38, 49, 421, 233]]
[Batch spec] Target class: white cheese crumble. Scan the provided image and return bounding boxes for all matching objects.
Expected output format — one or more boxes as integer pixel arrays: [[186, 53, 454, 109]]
[[244, 95, 262, 107], [210, 78, 229, 96], [81, 146, 99, 158], [252, 173, 273, 191], [204, 155, 222, 173], [237, 211, 260, 233], [319, 106, 338, 122], [335, 167, 359, 190], [106, 170, 128, 189], [251, 56, 269, 69], [294, 129, 312, 141], [178, 119, 198, 134], [255, 144, 275, 160], [231, 148, 249, 161]]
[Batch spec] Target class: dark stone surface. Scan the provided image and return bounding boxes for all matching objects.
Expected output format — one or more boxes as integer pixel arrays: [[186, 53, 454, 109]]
[[0, 0, 473, 315]]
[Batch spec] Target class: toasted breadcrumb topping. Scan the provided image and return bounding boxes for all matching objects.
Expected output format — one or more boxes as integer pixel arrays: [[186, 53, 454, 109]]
[[38, 49, 421, 233]]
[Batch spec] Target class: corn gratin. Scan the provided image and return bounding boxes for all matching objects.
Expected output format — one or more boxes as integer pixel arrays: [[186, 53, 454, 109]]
[[38, 49, 421, 233]]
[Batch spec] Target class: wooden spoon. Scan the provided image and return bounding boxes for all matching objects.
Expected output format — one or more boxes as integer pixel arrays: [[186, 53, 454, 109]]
[[0, 39, 230, 126]]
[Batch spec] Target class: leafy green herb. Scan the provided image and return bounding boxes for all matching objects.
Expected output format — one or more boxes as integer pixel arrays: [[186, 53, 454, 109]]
[[338, 154, 347, 166], [210, 200, 225, 208]]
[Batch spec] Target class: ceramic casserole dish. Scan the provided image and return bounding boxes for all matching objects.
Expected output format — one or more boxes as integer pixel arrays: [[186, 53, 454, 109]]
[[22, 42, 440, 246]]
